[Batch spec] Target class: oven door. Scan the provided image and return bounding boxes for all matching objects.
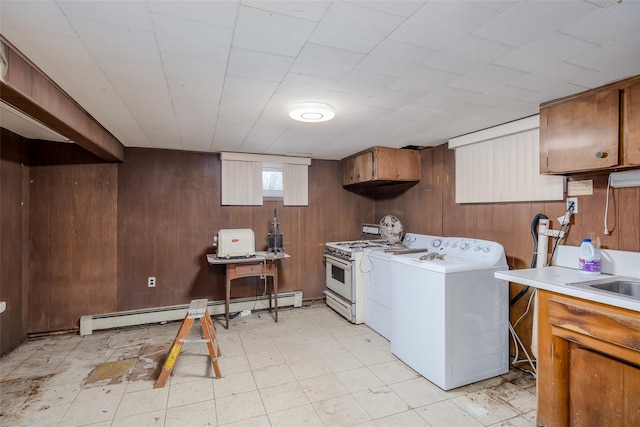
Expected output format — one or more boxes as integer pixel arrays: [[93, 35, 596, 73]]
[[324, 254, 353, 301]]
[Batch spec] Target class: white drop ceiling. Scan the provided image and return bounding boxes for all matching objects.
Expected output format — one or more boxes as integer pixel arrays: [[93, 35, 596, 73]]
[[1, 0, 639, 160]]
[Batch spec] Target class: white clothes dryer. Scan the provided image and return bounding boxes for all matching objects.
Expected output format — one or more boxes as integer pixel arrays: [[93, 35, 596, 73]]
[[363, 233, 442, 340]]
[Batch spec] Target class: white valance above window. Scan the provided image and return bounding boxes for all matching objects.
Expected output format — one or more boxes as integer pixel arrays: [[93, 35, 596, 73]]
[[449, 115, 565, 204]]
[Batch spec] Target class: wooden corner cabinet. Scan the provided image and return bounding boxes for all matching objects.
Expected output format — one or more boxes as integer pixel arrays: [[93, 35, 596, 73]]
[[536, 290, 640, 426], [342, 146, 420, 186], [539, 74, 640, 174]]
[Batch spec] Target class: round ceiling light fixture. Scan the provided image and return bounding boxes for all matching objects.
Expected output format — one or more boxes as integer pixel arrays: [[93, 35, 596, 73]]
[[289, 102, 335, 123]]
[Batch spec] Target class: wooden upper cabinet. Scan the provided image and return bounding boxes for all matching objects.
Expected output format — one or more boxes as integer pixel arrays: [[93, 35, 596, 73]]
[[342, 146, 420, 186], [540, 88, 619, 173], [624, 81, 640, 165], [540, 74, 640, 174]]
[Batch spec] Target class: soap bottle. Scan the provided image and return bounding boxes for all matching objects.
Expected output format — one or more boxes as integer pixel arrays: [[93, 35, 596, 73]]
[[579, 238, 601, 275]]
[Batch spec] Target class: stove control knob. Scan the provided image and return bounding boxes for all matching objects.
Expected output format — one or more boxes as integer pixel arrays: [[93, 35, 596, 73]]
[[432, 239, 442, 248], [474, 245, 482, 252], [483, 246, 491, 253], [460, 243, 470, 251], [443, 241, 449, 247], [450, 243, 457, 248]]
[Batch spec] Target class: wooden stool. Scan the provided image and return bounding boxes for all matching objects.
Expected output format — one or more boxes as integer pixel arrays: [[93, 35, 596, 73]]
[[155, 299, 222, 388]]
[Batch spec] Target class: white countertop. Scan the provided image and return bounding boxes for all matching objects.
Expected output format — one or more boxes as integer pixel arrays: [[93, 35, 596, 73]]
[[495, 267, 640, 312]]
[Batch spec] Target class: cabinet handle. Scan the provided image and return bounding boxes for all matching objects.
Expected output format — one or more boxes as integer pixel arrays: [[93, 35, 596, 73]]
[[595, 151, 607, 159]]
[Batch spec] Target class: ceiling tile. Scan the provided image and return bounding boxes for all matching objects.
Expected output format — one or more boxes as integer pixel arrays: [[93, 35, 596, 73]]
[[162, 53, 227, 85], [495, 33, 598, 73], [366, 89, 422, 109], [227, 48, 294, 83], [1, 1, 76, 36], [443, 36, 516, 64], [95, 55, 166, 86], [509, 61, 594, 92], [276, 73, 337, 99], [390, 1, 501, 50], [415, 86, 485, 109], [217, 95, 266, 125], [569, 60, 640, 89], [473, 1, 598, 48], [69, 17, 161, 64], [291, 43, 365, 81], [233, 5, 316, 57], [560, 1, 640, 45], [222, 76, 279, 102], [350, 1, 426, 18], [447, 64, 528, 94], [58, 1, 154, 31], [565, 37, 640, 72], [149, 1, 239, 28], [152, 13, 232, 61], [243, 1, 330, 22], [333, 69, 398, 97], [309, 1, 404, 54], [356, 39, 439, 78], [390, 67, 463, 95]]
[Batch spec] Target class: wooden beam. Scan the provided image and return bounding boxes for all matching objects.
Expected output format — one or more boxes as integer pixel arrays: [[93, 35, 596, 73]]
[[1, 36, 124, 162]]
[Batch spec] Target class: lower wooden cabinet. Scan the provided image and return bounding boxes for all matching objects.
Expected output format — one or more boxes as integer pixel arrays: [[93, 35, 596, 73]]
[[537, 290, 640, 426]]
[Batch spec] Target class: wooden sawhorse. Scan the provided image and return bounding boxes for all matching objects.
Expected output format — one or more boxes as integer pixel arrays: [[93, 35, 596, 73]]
[[155, 299, 222, 388]]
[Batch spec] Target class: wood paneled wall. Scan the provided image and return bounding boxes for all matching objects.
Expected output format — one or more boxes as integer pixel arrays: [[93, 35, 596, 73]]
[[0, 130, 30, 355], [116, 148, 375, 312], [28, 141, 118, 333], [5, 136, 639, 341]]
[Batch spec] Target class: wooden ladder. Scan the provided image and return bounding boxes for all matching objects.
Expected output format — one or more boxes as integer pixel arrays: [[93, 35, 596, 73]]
[[155, 299, 222, 388]]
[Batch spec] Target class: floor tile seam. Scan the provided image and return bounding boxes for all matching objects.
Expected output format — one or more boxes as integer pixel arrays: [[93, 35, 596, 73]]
[[351, 385, 412, 420]]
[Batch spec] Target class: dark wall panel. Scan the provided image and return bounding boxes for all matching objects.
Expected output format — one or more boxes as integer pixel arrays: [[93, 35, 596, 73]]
[[28, 141, 117, 333], [0, 130, 30, 355], [117, 148, 373, 312]]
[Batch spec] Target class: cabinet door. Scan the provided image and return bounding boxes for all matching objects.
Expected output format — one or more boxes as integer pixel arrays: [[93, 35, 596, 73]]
[[542, 89, 619, 173], [570, 347, 640, 427], [342, 156, 357, 185], [624, 82, 640, 165], [353, 150, 374, 182]]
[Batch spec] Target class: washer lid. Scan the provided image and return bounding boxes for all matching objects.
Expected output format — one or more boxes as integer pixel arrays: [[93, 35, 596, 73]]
[[391, 253, 503, 273]]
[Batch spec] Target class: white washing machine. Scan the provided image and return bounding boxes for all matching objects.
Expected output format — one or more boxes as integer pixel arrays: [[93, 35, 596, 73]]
[[390, 237, 509, 390], [363, 233, 443, 340]]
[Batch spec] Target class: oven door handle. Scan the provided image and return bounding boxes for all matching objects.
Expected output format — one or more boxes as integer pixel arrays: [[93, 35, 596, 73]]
[[324, 254, 352, 271]]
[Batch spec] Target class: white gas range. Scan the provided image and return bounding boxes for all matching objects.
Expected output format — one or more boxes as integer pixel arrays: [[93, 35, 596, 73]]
[[323, 239, 391, 323]]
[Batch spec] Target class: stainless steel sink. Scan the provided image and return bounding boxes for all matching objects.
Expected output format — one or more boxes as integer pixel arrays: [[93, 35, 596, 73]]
[[570, 278, 640, 301]]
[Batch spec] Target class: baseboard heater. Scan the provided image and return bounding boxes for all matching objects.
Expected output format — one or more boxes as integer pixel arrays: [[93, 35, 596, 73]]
[[80, 291, 303, 336]]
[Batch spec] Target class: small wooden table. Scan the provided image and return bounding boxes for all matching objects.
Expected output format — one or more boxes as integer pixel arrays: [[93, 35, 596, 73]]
[[206, 252, 289, 329]]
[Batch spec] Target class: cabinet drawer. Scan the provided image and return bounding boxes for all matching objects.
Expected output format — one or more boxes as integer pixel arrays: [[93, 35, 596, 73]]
[[233, 263, 264, 276], [547, 296, 640, 352]]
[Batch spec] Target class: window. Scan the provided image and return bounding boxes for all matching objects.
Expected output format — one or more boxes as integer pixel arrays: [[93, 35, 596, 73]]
[[220, 152, 311, 206], [262, 162, 283, 198]]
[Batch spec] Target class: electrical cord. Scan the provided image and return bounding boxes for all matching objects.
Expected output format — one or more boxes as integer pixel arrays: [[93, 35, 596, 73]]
[[510, 213, 548, 306]]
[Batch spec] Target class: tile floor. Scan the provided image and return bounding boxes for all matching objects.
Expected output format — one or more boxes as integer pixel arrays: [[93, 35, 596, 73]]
[[0, 304, 537, 426]]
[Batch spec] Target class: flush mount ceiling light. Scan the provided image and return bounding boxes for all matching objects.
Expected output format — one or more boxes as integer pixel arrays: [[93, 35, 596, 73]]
[[289, 102, 335, 123]]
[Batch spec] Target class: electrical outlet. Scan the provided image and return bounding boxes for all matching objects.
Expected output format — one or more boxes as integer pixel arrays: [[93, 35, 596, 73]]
[[148, 277, 156, 288], [567, 197, 578, 214]]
